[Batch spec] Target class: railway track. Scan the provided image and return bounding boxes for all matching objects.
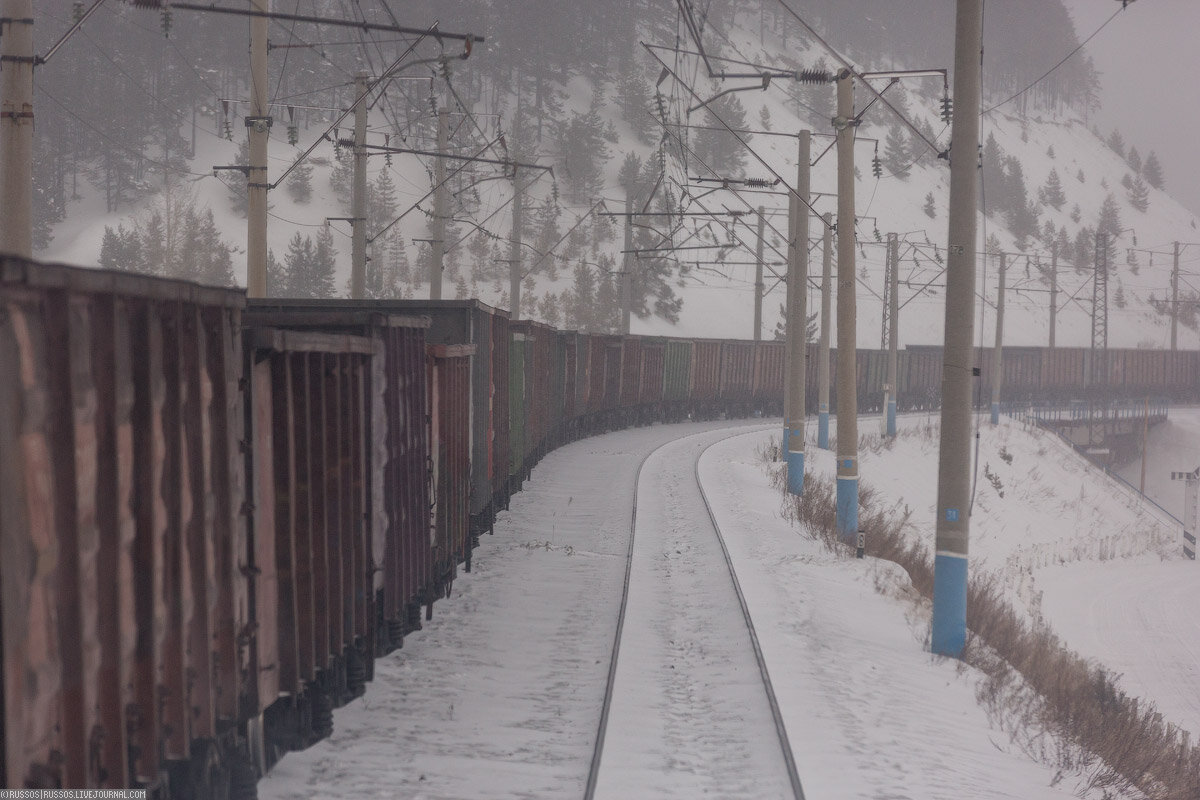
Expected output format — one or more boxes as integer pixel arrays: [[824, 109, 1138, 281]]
[[585, 425, 806, 800]]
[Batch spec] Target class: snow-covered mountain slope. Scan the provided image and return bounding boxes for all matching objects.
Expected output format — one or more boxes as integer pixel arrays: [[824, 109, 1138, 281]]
[[37, 9, 1200, 351]]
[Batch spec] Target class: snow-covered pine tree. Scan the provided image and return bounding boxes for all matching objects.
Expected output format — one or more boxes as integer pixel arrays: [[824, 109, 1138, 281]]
[[1129, 176, 1150, 213], [1042, 168, 1065, 210], [1127, 146, 1142, 175], [287, 159, 314, 203], [882, 124, 912, 179], [1143, 151, 1165, 189]]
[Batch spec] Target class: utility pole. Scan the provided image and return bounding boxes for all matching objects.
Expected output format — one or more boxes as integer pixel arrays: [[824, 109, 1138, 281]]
[[990, 252, 1006, 424], [818, 212, 833, 450], [754, 206, 766, 341], [834, 70, 858, 544], [509, 165, 524, 320], [933, 0, 982, 659], [1172, 241, 1180, 351], [246, 0, 271, 297], [1090, 231, 1109, 446], [1171, 466, 1199, 561], [1049, 242, 1058, 349], [785, 131, 810, 495], [0, 0, 34, 258], [349, 72, 368, 299], [621, 192, 633, 334], [885, 232, 899, 437], [429, 108, 448, 299]]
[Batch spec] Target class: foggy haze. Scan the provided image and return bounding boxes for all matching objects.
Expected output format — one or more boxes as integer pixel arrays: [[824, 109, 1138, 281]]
[[1061, 0, 1200, 220]]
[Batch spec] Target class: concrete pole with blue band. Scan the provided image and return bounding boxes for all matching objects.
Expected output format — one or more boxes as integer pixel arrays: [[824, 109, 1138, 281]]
[[835, 72, 859, 543], [785, 131, 811, 495], [818, 213, 833, 450], [933, 0, 983, 658], [990, 251, 1006, 425], [886, 232, 899, 438]]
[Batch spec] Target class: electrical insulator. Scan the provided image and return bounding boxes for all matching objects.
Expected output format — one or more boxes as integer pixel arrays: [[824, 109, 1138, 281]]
[[224, 120, 233, 141], [796, 68, 832, 85], [385, 134, 393, 167], [286, 106, 297, 146], [872, 155, 882, 179], [941, 95, 953, 124], [874, 227, 882, 243], [745, 177, 771, 188], [72, 1, 84, 22], [160, 8, 172, 37]]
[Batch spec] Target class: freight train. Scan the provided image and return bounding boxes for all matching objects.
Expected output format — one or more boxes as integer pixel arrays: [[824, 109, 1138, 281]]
[[3, 256, 1198, 797]]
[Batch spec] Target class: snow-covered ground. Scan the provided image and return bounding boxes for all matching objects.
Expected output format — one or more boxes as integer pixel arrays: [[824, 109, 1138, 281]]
[[1033, 408, 1200, 742], [259, 408, 1195, 799]]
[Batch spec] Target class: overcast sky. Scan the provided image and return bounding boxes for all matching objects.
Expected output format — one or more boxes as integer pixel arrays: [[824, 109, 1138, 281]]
[[1059, 0, 1200, 219]]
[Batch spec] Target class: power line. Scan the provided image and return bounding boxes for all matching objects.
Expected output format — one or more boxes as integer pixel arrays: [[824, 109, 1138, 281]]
[[982, 2, 1132, 115], [35, 82, 216, 182]]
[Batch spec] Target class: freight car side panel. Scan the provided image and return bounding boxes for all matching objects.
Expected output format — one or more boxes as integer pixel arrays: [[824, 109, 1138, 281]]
[[491, 313, 510, 509], [752, 341, 785, 402], [691, 341, 721, 401], [603, 341, 623, 411], [663, 340, 692, 404], [0, 292, 67, 788], [250, 357, 281, 711], [640, 340, 666, 405], [720, 341, 755, 401], [621, 337, 643, 408], [584, 337, 602, 414], [509, 334, 527, 477], [561, 332, 578, 423], [429, 345, 474, 584], [205, 306, 248, 725]]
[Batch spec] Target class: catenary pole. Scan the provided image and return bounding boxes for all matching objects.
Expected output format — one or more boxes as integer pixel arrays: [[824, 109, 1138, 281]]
[[818, 211, 833, 449], [1049, 242, 1058, 349], [246, 0, 270, 297], [510, 165, 524, 320], [1172, 241, 1180, 351], [0, 0, 34, 258], [429, 108, 448, 299], [990, 252, 1006, 424], [621, 192, 633, 334], [350, 72, 368, 298], [786, 131, 811, 495], [754, 206, 766, 341], [886, 232, 899, 437], [834, 70, 858, 544], [932, 0, 982, 658]]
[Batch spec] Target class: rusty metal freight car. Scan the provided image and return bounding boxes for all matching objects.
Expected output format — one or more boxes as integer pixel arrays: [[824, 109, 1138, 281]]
[[0, 258, 254, 793], [242, 323, 380, 769], [240, 306, 435, 649]]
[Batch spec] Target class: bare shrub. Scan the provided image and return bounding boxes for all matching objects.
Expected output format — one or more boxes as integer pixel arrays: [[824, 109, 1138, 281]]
[[776, 466, 1200, 798]]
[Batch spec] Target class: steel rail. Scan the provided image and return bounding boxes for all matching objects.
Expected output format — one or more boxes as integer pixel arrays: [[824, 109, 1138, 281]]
[[584, 423, 805, 800], [694, 435, 808, 800]]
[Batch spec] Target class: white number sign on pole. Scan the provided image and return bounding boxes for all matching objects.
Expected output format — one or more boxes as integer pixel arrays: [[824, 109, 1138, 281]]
[[1170, 467, 1199, 560]]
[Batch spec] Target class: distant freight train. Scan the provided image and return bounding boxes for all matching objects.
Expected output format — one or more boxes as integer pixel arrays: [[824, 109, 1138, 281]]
[[3, 255, 1198, 797]]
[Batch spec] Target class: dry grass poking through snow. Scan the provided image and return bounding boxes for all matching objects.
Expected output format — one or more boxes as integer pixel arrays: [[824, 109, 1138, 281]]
[[767, 451, 1200, 799]]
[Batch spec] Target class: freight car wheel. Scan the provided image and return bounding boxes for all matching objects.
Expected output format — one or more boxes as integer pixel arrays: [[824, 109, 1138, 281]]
[[167, 740, 227, 800], [346, 647, 367, 698], [227, 756, 258, 800], [311, 690, 334, 740], [388, 617, 405, 648]]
